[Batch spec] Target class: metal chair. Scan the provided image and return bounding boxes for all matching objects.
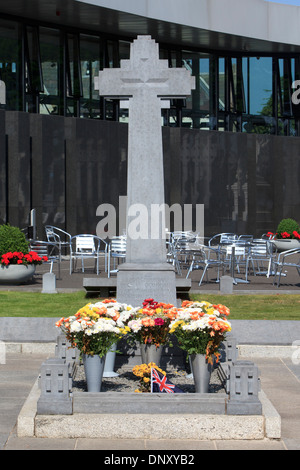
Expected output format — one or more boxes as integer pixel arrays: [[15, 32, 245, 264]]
[[208, 233, 237, 248], [186, 244, 224, 286], [69, 234, 108, 275], [169, 231, 198, 275], [238, 234, 254, 243], [245, 239, 276, 281], [29, 240, 61, 278], [107, 236, 127, 278], [273, 248, 300, 287], [45, 225, 71, 256]]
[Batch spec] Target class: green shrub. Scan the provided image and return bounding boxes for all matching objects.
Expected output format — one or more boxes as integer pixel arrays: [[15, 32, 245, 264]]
[[276, 218, 300, 239], [0, 224, 29, 256]]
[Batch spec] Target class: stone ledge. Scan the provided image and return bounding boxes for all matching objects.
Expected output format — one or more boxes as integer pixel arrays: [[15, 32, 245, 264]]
[[73, 391, 226, 415]]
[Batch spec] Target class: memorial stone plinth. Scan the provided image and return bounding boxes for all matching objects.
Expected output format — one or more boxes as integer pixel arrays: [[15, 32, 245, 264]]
[[95, 36, 195, 306]]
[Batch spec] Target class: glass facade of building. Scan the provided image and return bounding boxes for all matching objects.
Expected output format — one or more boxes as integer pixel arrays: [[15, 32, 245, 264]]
[[0, 15, 299, 136]]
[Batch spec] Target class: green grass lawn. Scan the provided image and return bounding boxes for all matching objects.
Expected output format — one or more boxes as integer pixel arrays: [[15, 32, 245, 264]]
[[190, 293, 300, 320], [0, 291, 91, 318], [0, 291, 300, 320]]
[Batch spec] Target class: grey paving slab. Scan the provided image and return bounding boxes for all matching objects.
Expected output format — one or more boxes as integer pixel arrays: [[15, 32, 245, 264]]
[[215, 439, 286, 450], [3, 434, 77, 450], [76, 438, 146, 451]]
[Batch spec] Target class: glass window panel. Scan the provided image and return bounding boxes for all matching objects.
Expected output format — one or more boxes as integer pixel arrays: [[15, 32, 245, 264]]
[[218, 58, 225, 112], [249, 57, 272, 115], [67, 33, 82, 99], [119, 40, 130, 62], [25, 26, 43, 92], [181, 51, 210, 129], [79, 34, 101, 118], [39, 27, 60, 115], [106, 40, 118, 68], [243, 57, 249, 114], [0, 19, 20, 110]]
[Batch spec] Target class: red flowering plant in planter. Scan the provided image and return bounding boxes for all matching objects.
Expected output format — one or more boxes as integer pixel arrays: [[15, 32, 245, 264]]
[[0, 251, 48, 266], [0, 224, 48, 267], [266, 218, 300, 240]]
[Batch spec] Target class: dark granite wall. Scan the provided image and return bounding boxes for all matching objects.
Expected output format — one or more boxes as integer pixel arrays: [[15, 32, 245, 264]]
[[0, 109, 299, 239]]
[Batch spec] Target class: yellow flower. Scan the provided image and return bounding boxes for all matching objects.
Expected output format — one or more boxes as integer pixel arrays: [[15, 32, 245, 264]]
[[143, 377, 150, 383]]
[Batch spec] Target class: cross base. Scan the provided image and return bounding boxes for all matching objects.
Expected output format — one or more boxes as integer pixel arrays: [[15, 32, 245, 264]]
[[116, 262, 177, 307]]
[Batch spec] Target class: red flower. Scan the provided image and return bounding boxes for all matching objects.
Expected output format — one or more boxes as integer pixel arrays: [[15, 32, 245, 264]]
[[293, 231, 300, 240], [0, 250, 46, 266], [281, 232, 290, 239], [154, 318, 165, 326]]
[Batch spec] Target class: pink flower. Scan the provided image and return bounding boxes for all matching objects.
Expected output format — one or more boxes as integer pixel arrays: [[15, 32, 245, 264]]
[[154, 318, 164, 326]]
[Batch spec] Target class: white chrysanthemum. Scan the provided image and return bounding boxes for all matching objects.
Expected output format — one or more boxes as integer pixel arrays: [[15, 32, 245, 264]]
[[85, 328, 94, 336], [176, 310, 193, 321], [128, 319, 142, 332], [70, 320, 82, 333]]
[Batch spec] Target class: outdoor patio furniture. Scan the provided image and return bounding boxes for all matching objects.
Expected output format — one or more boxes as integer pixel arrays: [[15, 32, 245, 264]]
[[186, 244, 224, 286], [69, 234, 108, 275], [30, 240, 61, 278], [107, 236, 126, 278], [245, 239, 276, 281], [168, 232, 201, 275], [45, 225, 71, 256], [208, 233, 237, 247], [273, 248, 300, 287]]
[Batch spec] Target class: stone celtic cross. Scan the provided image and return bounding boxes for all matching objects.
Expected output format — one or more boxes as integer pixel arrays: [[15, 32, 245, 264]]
[[95, 35, 195, 305]]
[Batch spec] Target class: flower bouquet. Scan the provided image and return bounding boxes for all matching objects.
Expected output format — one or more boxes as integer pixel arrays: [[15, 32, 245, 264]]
[[56, 299, 135, 392], [55, 298, 133, 357], [127, 298, 177, 348], [126, 298, 178, 365], [169, 300, 231, 364], [169, 300, 231, 393], [132, 362, 166, 393]]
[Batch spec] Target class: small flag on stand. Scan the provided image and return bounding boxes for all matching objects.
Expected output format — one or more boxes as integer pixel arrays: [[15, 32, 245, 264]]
[[151, 368, 184, 393]]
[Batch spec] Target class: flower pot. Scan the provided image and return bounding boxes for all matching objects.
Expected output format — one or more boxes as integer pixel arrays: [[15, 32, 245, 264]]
[[273, 239, 300, 252], [0, 264, 36, 284], [140, 343, 164, 365], [190, 354, 212, 393], [103, 342, 119, 377], [82, 353, 106, 392]]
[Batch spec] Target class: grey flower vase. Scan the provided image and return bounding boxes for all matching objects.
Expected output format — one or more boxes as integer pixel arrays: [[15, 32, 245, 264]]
[[82, 353, 106, 392], [140, 343, 164, 366], [190, 354, 212, 393]]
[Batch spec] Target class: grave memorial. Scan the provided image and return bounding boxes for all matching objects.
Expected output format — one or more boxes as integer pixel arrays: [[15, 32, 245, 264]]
[[95, 35, 195, 306], [29, 36, 273, 441]]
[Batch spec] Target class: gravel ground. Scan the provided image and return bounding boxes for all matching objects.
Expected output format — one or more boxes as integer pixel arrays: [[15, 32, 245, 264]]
[[73, 363, 225, 394]]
